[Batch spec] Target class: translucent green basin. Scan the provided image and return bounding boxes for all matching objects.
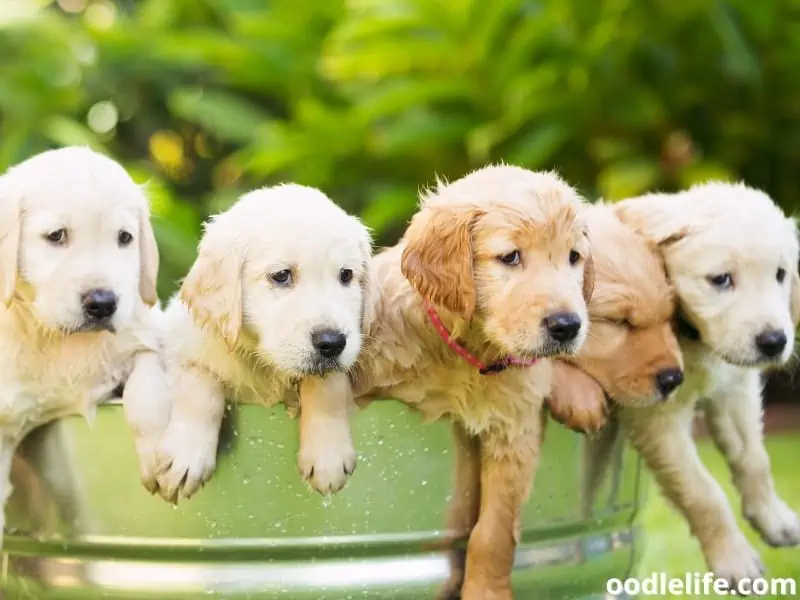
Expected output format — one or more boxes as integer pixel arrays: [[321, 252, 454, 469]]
[[1, 400, 645, 599]]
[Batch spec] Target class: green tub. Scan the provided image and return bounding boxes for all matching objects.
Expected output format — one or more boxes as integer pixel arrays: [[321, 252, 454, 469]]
[[1, 399, 645, 599]]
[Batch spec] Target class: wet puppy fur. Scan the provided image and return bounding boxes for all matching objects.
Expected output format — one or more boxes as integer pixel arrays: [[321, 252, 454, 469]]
[[146, 184, 375, 502], [545, 203, 684, 518], [0, 146, 164, 543], [351, 164, 595, 600], [609, 181, 800, 586]]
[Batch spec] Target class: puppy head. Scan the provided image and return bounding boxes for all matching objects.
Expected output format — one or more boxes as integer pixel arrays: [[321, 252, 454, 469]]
[[569, 205, 683, 407], [615, 182, 799, 368], [401, 165, 592, 359], [180, 184, 373, 377], [0, 147, 159, 334]]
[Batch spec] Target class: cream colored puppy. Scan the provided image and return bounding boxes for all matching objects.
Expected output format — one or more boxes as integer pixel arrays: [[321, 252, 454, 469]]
[[0, 146, 166, 543], [152, 184, 373, 502], [614, 182, 800, 585]]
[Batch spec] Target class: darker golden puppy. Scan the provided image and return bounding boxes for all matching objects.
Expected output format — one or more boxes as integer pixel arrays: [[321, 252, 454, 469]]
[[546, 203, 684, 518], [550, 203, 683, 413]]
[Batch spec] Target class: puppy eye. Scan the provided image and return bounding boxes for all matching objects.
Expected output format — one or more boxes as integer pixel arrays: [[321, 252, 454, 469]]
[[45, 228, 68, 245], [269, 269, 293, 286], [707, 273, 734, 290], [118, 230, 133, 246], [776, 267, 786, 283], [569, 250, 581, 265], [605, 317, 633, 329], [339, 268, 354, 285], [497, 250, 521, 266]]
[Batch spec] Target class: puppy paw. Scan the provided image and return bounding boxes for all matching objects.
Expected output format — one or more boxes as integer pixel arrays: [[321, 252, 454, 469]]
[[707, 533, 765, 591], [744, 496, 800, 547], [133, 434, 162, 495], [297, 421, 356, 494], [154, 421, 219, 504], [547, 362, 608, 434]]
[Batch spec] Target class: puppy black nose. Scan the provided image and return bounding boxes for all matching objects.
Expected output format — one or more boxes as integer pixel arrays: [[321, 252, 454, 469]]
[[543, 312, 582, 343], [81, 289, 117, 320], [755, 329, 787, 358], [311, 329, 347, 358], [655, 368, 684, 398]]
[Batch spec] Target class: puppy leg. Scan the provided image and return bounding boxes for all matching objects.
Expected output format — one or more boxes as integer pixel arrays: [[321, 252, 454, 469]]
[[623, 406, 764, 586], [460, 430, 539, 600], [580, 416, 621, 518], [155, 365, 225, 503], [297, 372, 356, 494], [547, 361, 608, 434], [0, 436, 17, 549], [703, 373, 799, 547], [439, 422, 482, 600], [122, 351, 171, 494]]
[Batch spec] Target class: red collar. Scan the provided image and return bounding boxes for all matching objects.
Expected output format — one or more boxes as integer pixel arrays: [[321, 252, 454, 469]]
[[423, 300, 538, 375]]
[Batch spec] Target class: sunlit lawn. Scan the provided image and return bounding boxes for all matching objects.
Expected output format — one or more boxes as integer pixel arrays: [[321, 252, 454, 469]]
[[638, 432, 800, 599]]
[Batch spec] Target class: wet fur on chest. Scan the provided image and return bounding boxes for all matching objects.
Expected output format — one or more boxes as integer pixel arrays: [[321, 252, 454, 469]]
[[354, 248, 550, 442]]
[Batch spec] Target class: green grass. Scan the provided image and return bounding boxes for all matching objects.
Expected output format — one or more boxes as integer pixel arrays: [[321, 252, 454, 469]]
[[638, 433, 800, 599]]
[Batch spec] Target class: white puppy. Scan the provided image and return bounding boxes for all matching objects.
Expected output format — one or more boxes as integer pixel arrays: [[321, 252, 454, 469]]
[[614, 181, 800, 585], [0, 146, 167, 543], [151, 184, 374, 502]]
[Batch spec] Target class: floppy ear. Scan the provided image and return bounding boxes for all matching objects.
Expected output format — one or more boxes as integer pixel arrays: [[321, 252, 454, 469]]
[[0, 176, 21, 307], [400, 205, 481, 320], [179, 221, 243, 350], [582, 251, 595, 305], [613, 195, 690, 248], [138, 208, 160, 306], [546, 359, 608, 434]]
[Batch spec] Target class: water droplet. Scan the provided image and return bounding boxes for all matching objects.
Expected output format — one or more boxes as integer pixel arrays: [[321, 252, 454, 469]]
[[321, 494, 332, 508], [421, 480, 428, 486], [242, 476, 250, 485]]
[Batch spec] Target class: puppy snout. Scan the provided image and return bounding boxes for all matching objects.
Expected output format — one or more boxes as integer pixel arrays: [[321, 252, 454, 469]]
[[754, 329, 787, 359], [542, 312, 582, 343], [311, 329, 347, 358], [81, 289, 118, 320], [655, 368, 684, 398]]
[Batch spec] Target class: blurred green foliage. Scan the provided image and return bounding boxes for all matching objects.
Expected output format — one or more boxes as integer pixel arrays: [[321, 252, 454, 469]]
[[1, 0, 799, 298]]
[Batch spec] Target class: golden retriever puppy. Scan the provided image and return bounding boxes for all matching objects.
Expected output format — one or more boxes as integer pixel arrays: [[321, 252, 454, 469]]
[[150, 184, 373, 502], [0, 146, 165, 544], [612, 181, 800, 584], [351, 165, 594, 600], [552, 203, 683, 407], [545, 204, 683, 514]]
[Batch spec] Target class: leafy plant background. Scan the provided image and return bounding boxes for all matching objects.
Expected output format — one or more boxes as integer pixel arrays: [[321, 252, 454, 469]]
[[1, 0, 798, 300]]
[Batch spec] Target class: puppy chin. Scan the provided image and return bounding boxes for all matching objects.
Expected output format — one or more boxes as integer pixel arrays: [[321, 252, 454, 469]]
[[617, 389, 671, 407], [535, 337, 585, 358], [52, 317, 116, 335], [294, 356, 347, 378], [74, 319, 117, 334]]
